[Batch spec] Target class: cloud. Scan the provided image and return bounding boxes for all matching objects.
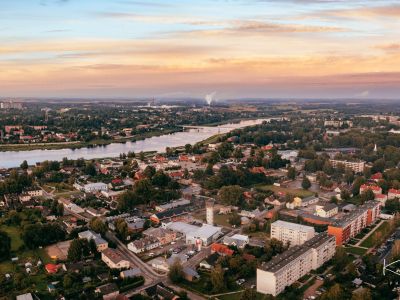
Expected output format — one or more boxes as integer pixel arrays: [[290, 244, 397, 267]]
[[376, 43, 400, 53]]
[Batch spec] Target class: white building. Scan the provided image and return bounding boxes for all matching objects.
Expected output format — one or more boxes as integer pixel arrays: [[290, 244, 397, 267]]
[[329, 159, 365, 173], [257, 233, 336, 296], [101, 248, 130, 269], [271, 220, 315, 247], [74, 182, 108, 193], [206, 199, 214, 225], [315, 203, 338, 218], [223, 234, 249, 248], [166, 221, 222, 246], [78, 230, 108, 252]]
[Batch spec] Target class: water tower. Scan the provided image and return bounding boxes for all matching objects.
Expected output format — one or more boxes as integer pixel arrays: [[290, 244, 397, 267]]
[[205, 199, 214, 225]]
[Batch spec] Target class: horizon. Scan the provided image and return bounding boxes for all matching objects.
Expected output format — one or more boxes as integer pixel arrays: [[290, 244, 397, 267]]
[[1, 0, 400, 99]]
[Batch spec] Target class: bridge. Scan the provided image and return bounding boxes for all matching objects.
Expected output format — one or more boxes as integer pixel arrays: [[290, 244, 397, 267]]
[[181, 125, 237, 130]]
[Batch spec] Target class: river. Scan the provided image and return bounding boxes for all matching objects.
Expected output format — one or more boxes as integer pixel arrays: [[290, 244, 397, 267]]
[[0, 119, 268, 168]]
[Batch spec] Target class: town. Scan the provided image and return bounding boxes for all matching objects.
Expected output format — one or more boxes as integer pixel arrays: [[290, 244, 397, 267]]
[[1, 101, 400, 300]]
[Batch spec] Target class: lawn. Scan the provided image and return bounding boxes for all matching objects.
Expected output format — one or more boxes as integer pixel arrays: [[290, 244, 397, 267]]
[[345, 247, 368, 256], [0, 225, 23, 251], [255, 184, 314, 198], [214, 214, 231, 227], [360, 221, 390, 248]]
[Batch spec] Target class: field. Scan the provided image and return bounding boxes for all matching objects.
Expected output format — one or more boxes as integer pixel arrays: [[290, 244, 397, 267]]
[[0, 224, 51, 274], [256, 184, 314, 198], [360, 221, 390, 248]]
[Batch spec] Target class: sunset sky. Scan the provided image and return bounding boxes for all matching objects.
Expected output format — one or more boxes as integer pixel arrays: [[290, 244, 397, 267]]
[[1, 0, 400, 99]]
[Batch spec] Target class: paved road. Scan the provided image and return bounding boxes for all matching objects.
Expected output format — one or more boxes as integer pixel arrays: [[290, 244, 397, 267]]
[[106, 231, 165, 281]]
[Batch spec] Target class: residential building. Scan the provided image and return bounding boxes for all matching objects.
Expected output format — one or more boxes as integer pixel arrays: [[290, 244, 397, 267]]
[[101, 248, 130, 269], [271, 220, 315, 247], [78, 230, 108, 252], [95, 283, 119, 300], [120, 268, 141, 279], [360, 184, 382, 195], [223, 234, 249, 248], [154, 198, 190, 212], [327, 201, 380, 245], [142, 227, 177, 245], [211, 243, 234, 256], [127, 236, 161, 253], [329, 159, 365, 173], [388, 188, 400, 200], [257, 233, 336, 296], [315, 203, 338, 218]]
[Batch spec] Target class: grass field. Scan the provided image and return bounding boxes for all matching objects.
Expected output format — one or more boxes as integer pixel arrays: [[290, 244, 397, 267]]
[[0, 225, 51, 274], [345, 247, 368, 256], [256, 184, 314, 198], [360, 221, 390, 248], [217, 291, 245, 300]]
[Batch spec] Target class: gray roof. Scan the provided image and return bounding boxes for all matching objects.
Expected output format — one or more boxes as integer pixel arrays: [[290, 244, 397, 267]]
[[120, 268, 141, 278], [259, 233, 335, 274]]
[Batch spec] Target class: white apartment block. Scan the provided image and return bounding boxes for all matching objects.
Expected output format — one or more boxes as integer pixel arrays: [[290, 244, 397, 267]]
[[257, 233, 336, 296], [271, 220, 315, 247], [329, 159, 365, 173]]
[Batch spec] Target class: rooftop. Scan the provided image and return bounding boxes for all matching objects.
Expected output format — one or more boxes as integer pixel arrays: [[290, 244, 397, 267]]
[[259, 233, 335, 274], [271, 220, 315, 232]]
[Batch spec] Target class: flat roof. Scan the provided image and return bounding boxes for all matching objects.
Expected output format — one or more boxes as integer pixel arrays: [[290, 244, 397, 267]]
[[271, 220, 315, 232], [259, 233, 334, 273]]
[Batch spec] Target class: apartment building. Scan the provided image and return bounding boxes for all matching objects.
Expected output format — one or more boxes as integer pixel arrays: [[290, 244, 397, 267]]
[[257, 233, 336, 296], [271, 220, 315, 247], [329, 159, 365, 173], [328, 201, 380, 245]]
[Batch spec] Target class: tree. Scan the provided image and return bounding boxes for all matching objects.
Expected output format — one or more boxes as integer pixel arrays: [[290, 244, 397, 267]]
[[332, 246, 349, 271], [84, 162, 96, 176], [301, 176, 311, 190], [210, 264, 226, 293], [321, 283, 344, 300], [287, 167, 296, 180], [168, 259, 184, 283], [89, 217, 107, 235], [228, 212, 241, 226], [68, 238, 84, 262], [218, 185, 243, 206], [351, 288, 372, 300], [240, 288, 257, 300], [0, 231, 11, 261], [115, 218, 129, 241], [20, 160, 28, 170]]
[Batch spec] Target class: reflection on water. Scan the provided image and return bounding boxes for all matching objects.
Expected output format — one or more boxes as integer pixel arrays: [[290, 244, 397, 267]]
[[0, 119, 267, 168]]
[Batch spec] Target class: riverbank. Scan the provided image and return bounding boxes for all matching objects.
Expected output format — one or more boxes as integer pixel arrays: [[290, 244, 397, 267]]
[[0, 128, 180, 152]]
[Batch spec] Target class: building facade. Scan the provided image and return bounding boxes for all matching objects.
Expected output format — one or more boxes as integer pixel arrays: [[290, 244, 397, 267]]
[[271, 220, 315, 247], [257, 233, 336, 296], [329, 159, 365, 173]]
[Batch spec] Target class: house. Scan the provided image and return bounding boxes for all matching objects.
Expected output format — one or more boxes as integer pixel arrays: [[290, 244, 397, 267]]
[[371, 172, 383, 182], [183, 267, 200, 282], [199, 253, 219, 270], [96, 283, 119, 300], [142, 227, 177, 245], [286, 196, 302, 209], [315, 203, 338, 218], [45, 263, 61, 274], [219, 206, 232, 214], [16, 294, 33, 300], [101, 248, 130, 269], [360, 184, 382, 195], [78, 230, 108, 252], [375, 193, 388, 206], [223, 234, 249, 249], [211, 243, 234, 256], [127, 236, 161, 253], [142, 282, 180, 300], [120, 268, 141, 279], [150, 206, 189, 224], [388, 188, 400, 200]]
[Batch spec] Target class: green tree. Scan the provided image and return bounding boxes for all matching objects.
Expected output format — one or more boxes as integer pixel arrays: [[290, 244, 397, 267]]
[[210, 264, 226, 293], [240, 288, 257, 300], [68, 238, 84, 262], [301, 176, 311, 190], [115, 218, 129, 241], [168, 259, 184, 283], [89, 217, 107, 235], [218, 185, 243, 206], [20, 160, 28, 170], [0, 231, 11, 261], [287, 167, 296, 180]]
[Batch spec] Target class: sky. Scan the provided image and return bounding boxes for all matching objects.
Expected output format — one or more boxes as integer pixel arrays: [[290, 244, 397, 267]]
[[1, 0, 400, 100]]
